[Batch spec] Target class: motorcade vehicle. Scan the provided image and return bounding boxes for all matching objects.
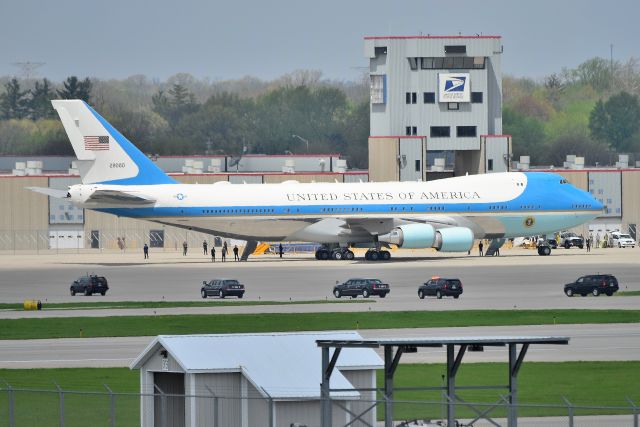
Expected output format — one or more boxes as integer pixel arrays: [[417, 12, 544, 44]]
[[70, 274, 109, 296], [610, 232, 636, 248], [418, 277, 463, 299], [201, 279, 245, 299], [564, 274, 619, 297], [333, 278, 390, 298], [559, 232, 584, 249]]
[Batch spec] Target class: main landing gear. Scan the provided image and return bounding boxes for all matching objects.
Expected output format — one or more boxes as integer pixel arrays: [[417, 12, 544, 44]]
[[364, 248, 391, 261], [537, 244, 552, 256], [315, 246, 355, 260]]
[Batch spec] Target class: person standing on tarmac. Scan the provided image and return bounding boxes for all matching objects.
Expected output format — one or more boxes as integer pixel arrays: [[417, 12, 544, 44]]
[[203, 240, 208, 255], [143, 243, 149, 259], [211, 246, 216, 262], [233, 245, 239, 261], [478, 241, 484, 256], [279, 243, 284, 258], [221, 243, 227, 262], [182, 241, 188, 256]]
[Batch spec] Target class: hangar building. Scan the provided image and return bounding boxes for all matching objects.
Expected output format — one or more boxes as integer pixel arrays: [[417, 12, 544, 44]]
[[365, 35, 511, 181], [130, 332, 383, 427]]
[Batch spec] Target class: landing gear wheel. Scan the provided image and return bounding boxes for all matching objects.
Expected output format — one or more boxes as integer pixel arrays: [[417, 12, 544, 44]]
[[538, 246, 551, 256], [316, 250, 329, 260], [381, 251, 391, 260], [369, 251, 379, 261], [362, 289, 370, 298], [334, 289, 341, 298], [332, 251, 343, 260], [344, 250, 355, 260]]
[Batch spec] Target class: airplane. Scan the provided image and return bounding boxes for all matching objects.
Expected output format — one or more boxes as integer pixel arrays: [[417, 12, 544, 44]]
[[29, 100, 603, 261]]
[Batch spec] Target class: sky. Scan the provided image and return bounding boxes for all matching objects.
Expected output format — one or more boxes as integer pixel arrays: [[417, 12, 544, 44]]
[[0, 0, 638, 83]]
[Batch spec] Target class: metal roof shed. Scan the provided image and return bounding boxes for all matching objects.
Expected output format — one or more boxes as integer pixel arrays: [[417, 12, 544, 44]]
[[131, 331, 383, 427]]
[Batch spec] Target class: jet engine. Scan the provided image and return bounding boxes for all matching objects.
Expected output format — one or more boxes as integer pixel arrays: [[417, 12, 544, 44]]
[[378, 224, 474, 252]]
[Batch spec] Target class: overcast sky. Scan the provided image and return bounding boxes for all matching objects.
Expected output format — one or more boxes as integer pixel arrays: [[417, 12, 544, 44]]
[[1, 0, 638, 83]]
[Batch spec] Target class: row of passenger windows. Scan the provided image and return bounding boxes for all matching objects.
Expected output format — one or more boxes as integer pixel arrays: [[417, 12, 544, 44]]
[[405, 126, 477, 138], [406, 92, 483, 104]]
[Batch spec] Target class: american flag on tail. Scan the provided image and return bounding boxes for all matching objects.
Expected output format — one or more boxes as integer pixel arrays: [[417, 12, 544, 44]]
[[83, 136, 110, 151]]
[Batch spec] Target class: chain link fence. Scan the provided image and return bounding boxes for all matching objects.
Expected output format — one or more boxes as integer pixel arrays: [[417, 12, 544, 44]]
[[0, 384, 637, 427]]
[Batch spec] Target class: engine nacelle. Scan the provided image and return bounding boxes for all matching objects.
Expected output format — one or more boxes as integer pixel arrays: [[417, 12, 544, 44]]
[[378, 224, 474, 252], [434, 227, 474, 252], [378, 224, 436, 249]]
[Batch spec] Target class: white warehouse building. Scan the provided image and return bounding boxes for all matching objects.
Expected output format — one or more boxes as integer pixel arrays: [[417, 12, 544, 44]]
[[131, 332, 383, 427]]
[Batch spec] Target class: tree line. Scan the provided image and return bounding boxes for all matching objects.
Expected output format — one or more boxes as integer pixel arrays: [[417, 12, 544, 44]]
[[504, 57, 640, 166], [1, 57, 640, 168], [0, 71, 370, 167]]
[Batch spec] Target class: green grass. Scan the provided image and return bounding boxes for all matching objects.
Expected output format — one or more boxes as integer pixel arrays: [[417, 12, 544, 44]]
[[0, 299, 367, 311], [0, 368, 138, 427], [617, 291, 640, 297], [1, 309, 639, 340], [0, 363, 637, 425], [382, 362, 640, 420]]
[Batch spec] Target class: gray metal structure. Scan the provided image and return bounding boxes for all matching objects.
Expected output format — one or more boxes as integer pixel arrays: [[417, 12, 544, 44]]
[[317, 336, 569, 427]]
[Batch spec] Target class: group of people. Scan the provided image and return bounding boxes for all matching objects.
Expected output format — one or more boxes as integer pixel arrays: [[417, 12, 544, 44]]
[[142, 240, 241, 261], [203, 240, 239, 262]]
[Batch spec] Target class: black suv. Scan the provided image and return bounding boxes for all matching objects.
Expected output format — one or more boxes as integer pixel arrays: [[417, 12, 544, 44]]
[[333, 278, 390, 298], [201, 279, 245, 299], [70, 275, 109, 296], [418, 277, 463, 299], [564, 274, 619, 297]]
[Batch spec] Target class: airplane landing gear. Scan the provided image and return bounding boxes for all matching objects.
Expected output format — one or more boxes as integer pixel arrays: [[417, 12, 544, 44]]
[[365, 249, 391, 261], [315, 246, 354, 261], [537, 245, 551, 256]]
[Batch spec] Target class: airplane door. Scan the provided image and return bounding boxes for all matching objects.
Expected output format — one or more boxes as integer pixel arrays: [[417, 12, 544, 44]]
[[399, 138, 423, 181]]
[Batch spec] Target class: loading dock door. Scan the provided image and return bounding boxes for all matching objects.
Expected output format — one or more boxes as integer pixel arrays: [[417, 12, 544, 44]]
[[154, 372, 185, 427]]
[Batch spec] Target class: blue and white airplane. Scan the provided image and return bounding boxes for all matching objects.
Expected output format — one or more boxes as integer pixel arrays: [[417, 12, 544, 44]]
[[31, 100, 603, 260]]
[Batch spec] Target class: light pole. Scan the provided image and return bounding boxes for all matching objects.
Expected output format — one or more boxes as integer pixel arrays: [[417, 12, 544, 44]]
[[291, 134, 309, 152]]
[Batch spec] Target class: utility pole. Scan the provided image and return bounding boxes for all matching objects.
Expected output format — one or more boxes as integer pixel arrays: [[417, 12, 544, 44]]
[[12, 61, 45, 80]]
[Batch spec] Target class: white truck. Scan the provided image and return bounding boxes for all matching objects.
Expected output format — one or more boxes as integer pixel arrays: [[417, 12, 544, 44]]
[[610, 232, 636, 248]]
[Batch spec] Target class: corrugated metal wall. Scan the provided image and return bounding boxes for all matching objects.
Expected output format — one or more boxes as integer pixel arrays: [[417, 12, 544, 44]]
[[368, 137, 398, 182]]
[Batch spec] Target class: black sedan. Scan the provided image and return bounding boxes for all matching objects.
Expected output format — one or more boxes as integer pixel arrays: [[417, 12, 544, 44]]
[[418, 277, 463, 299], [201, 279, 245, 299], [333, 278, 390, 298]]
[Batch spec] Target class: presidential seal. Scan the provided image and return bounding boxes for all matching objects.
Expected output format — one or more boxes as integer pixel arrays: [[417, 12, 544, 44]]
[[524, 217, 535, 228]]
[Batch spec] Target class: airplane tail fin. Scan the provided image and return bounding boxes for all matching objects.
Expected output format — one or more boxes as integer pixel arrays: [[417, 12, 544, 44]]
[[51, 100, 176, 185]]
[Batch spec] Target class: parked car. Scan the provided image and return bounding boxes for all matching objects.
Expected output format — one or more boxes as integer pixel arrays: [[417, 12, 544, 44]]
[[333, 278, 390, 298], [559, 232, 584, 249], [564, 274, 619, 297], [70, 274, 109, 296], [418, 277, 463, 299], [201, 279, 245, 299], [610, 232, 636, 248]]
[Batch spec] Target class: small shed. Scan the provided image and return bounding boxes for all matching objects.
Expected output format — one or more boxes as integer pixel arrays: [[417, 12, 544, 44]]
[[130, 332, 383, 427]]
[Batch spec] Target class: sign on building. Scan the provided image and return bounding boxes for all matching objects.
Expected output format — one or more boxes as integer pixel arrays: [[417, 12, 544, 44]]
[[438, 73, 471, 103]]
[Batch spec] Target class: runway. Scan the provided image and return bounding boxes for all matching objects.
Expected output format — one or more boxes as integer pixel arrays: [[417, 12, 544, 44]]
[[1, 323, 637, 368], [0, 247, 638, 318]]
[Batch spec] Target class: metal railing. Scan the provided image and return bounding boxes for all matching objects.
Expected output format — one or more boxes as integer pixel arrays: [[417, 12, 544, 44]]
[[0, 384, 637, 427]]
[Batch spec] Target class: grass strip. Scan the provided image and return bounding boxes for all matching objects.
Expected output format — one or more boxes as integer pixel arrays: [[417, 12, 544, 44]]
[[0, 362, 637, 424], [0, 309, 638, 340], [617, 291, 640, 297], [0, 299, 367, 311], [383, 361, 640, 419]]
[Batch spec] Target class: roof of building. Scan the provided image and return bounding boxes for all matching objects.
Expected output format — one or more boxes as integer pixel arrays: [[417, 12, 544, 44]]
[[130, 331, 383, 399]]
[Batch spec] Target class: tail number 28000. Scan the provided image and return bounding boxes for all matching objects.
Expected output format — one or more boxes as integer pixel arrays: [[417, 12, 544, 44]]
[[109, 162, 126, 168]]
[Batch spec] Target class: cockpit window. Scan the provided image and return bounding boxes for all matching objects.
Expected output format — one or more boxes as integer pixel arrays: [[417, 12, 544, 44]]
[[560, 179, 568, 184]]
